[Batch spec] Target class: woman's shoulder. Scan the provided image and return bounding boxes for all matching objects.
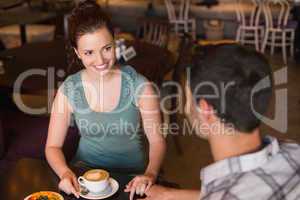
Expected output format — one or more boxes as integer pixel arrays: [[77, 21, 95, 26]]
[[59, 70, 83, 96], [121, 65, 148, 83], [63, 70, 83, 84], [121, 65, 137, 77], [120, 65, 149, 106]]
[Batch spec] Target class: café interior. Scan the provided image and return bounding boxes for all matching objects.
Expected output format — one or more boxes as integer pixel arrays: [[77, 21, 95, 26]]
[[0, 0, 299, 199]]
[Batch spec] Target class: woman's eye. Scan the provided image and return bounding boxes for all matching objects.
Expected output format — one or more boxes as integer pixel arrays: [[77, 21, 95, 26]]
[[105, 46, 112, 51]]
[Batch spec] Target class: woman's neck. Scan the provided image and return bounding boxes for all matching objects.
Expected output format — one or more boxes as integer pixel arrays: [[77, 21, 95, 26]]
[[84, 67, 119, 82]]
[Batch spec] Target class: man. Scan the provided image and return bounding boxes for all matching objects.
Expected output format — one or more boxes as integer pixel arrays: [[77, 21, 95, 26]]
[[141, 45, 300, 200]]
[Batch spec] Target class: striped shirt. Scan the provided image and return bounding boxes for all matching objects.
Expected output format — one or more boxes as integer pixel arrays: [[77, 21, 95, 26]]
[[200, 136, 300, 200]]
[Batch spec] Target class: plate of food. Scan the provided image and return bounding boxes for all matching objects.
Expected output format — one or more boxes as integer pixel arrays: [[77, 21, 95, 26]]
[[24, 191, 64, 200]]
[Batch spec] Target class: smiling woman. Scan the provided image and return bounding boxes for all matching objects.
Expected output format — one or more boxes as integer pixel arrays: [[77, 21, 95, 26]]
[[45, 0, 166, 198]]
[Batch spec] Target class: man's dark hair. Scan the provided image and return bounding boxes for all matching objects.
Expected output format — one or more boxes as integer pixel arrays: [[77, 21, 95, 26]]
[[190, 45, 273, 132]]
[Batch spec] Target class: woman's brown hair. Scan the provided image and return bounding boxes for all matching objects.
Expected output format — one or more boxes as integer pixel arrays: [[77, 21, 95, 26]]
[[66, 0, 114, 73], [68, 0, 113, 48]]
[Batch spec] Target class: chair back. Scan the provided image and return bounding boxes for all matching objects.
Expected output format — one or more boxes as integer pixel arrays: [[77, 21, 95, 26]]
[[63, 13, 71, 40], [136, 17, 170, 47], [164, 0, 196, 39], [263, 0, 291, 29], [0, 0, 26, 10], [235, 0, 263, 27], [165, 0, 191, 21], [169, 34, 190, 114]]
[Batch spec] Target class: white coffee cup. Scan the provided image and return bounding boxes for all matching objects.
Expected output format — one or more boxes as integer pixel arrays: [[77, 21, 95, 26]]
[[78, 169, 110, 194]]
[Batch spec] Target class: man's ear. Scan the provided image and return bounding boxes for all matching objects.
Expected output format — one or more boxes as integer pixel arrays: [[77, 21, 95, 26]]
[[199, 99, 215, 122], [74, 47, 81, 59]]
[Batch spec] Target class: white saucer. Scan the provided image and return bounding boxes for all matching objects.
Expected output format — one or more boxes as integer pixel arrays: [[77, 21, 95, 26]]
[[79, 178, 119, 200]]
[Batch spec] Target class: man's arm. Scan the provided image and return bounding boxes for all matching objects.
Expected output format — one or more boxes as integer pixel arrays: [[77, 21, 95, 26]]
[[141, 185, 200, 200], [165, 188, 200, 200]]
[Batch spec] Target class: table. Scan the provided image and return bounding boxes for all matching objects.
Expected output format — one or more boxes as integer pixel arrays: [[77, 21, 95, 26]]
[[0, 158, 137, 200], [0, 7, 56, 44], [0, 39, 173, 94]]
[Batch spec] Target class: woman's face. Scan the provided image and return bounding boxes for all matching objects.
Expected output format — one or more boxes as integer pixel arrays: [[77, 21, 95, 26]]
[[75, 27, 116, 77]]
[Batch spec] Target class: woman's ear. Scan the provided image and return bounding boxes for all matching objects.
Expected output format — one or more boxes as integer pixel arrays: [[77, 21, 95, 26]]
[[73, 47, 81, 59]]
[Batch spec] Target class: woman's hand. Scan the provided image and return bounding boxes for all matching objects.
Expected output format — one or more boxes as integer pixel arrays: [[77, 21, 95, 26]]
[[58, 170, 80, 198], [124, 173, 157, 200]]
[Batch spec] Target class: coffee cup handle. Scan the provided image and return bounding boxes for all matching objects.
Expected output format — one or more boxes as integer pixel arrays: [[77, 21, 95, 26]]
[[77, 176, 86, 187]]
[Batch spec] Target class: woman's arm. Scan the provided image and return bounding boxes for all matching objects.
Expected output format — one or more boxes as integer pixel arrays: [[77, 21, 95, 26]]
[[45, 89, 72, 178], [45, 89, 79, 197], [139, 83, 166, 178], [143, 185, 200, 200], [125, 82, 166, 200]]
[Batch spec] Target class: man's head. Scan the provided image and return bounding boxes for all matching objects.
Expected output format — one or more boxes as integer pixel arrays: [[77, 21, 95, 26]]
[[185, 45, 273, 138]]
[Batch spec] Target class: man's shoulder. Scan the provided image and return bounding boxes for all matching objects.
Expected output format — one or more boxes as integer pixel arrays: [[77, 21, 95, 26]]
[[280, 139, 300, 153], [201, 172, 264, 199], [201, 138, 300, 199], [202, 166, 300, 200], [276, 140, 300, 170], [202, 173, 300, 199]]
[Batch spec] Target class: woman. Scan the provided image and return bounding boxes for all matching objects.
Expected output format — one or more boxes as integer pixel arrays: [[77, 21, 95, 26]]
[[45, 0, 166, 198]]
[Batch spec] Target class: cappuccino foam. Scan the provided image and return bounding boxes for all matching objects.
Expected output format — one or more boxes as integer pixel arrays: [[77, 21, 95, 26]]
[[84, 169, 109, 181]]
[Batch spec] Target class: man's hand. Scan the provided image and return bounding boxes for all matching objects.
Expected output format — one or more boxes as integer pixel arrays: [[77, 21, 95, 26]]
[[58, 170, 80, 198], [139, 185, 201, 200], [138, 185, 171, 200]]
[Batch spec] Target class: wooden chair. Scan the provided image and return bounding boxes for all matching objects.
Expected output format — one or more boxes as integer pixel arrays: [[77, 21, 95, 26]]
[[136, 17, 170, 48], [164, 0, 196, 40], [63, 13, 71, 40], [261, 0, 296, 64], [161, 34, 194, 154], [235, 0, 264, 51]]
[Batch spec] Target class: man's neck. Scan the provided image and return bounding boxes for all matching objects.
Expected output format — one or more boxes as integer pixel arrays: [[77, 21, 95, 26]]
[[208, 129, 262, 162]]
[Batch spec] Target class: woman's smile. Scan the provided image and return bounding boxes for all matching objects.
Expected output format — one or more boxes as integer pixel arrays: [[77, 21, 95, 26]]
[[75, 27, 116, 77], [94, 63, 109, 71], [95, 64, 107, 69]]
